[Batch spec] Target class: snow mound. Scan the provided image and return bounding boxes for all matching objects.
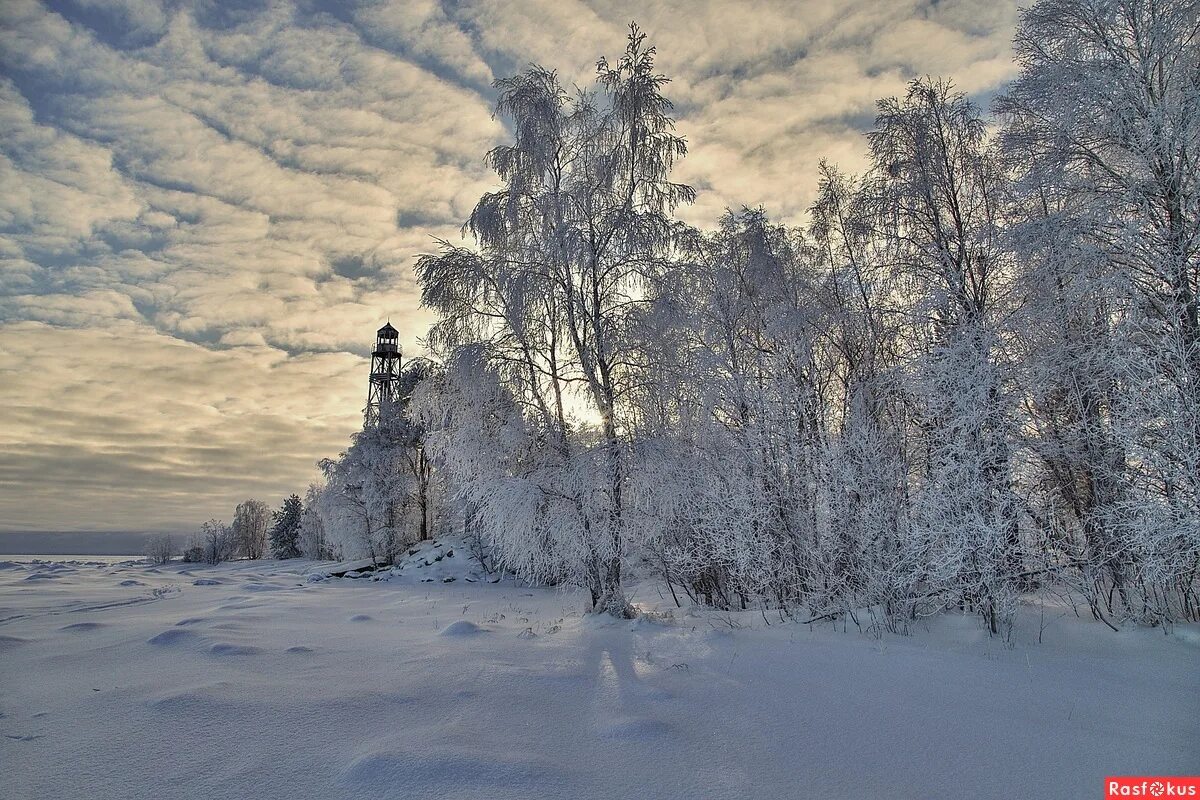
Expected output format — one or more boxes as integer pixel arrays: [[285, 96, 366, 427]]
[[208, 642, 260, 656], [60, 622, 105, 632], [339, 750, 558, 794], [0, 635, 30, 649], [24, 572, 65, 581], [378, 538, 492, 585], [19, 562, 71, 571], [440, 620, 485, 637], [596, 716, 672, 740], [1172, 626, 1200, 647], [147, 629, 199, 647], [216, 601, 260, 611], [310, 538, 497, 586], [150, 687, 236, 715], [241, 582, 286, 592], [305, 558, 377, 581]]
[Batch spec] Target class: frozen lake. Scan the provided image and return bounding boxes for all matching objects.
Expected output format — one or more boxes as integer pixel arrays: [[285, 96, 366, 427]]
[[1, 555, 143, 565]]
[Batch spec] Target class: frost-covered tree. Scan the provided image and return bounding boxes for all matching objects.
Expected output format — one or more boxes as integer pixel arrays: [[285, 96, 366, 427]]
[[320, 360, 436, 565], [629, 209, 824, 611], [417, 25, 693, 616], [869, 78, 1020, 633], [807, 163, 917, 627], [143, 534, 175, 565], [200, 519, 236, 565], [297, 483, 333, 561], [997, 0, 1200, 623], [321, 418, 409, 565], [395, 359, 438, 543], [269, 494, 303, 559], [415, 345, 581, 586], [232, 499, 270, 560]]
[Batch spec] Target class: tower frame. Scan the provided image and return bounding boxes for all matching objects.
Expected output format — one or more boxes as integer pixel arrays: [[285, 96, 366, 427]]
[[365, 322, 401, 426]]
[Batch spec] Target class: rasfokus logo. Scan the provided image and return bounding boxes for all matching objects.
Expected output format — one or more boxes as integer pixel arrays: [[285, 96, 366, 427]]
[[1106, 777, 1200, 797]]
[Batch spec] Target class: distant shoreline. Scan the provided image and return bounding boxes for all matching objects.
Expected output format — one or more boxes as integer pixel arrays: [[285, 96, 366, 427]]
[[2, 554, 143, 563], [0, 530, 182, 556]]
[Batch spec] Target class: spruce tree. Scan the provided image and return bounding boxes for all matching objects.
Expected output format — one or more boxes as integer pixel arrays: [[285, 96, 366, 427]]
[[269, 494, 304, 559]]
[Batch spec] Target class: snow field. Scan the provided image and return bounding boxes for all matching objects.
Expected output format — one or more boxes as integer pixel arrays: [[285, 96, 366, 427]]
[[1, 550, 1196, 800]]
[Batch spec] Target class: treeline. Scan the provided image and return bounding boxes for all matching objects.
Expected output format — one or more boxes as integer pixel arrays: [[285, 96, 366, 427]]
[[308, 0, 1199, 635], [148, 495, 309, 565]]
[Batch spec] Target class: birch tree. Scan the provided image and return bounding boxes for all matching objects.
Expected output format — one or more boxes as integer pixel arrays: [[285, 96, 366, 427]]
[[870, 78, 1020, 633], [232, 499, 270, 560], [417, 25, 693, 615]]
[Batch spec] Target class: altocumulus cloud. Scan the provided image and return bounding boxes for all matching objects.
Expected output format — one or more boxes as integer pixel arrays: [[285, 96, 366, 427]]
[[0, 0, 1019, 532]]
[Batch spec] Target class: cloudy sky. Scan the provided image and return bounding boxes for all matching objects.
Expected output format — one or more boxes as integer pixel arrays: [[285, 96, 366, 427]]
[[0, 0, 1021, 535]]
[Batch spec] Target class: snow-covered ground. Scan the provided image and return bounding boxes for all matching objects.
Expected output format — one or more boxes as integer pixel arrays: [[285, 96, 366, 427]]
[[1, 544, 1196, 800]]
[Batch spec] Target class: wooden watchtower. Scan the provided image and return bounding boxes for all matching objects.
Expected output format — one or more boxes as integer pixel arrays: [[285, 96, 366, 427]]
[[365, 322, 401, 426]]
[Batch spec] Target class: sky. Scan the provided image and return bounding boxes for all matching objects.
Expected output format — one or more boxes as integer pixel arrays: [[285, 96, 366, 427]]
[[0, 0, 1022, 535]]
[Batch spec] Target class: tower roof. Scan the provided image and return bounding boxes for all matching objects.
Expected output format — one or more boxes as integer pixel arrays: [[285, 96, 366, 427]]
[[377, 321, 398, 337]]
